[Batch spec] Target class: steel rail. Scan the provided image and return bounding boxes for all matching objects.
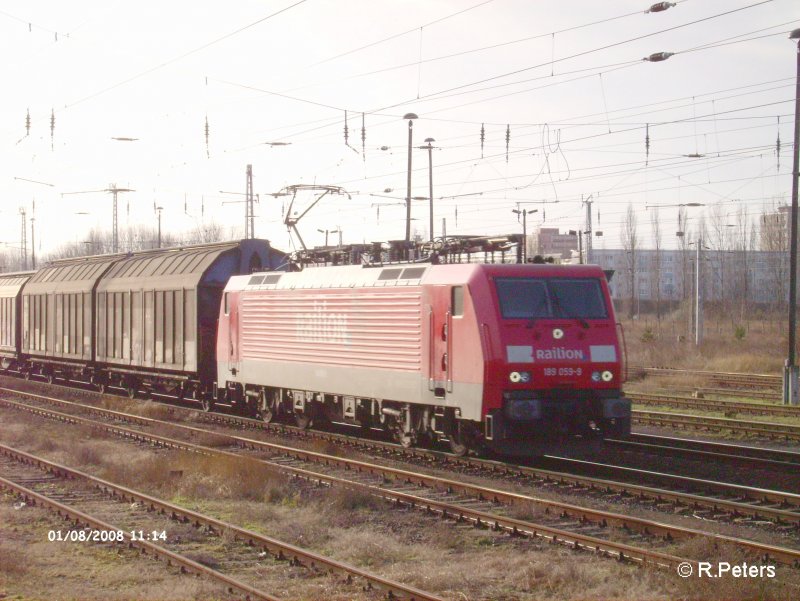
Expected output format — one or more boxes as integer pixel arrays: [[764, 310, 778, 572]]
[[0, 474, 283, 601], [629, 392, 800, 418], [603, 437, 800, 472], [4, 385, 800, 522], [0, 441, 444, 601], [6, 390, 800, 511], [0, 397, 691, 570], [630, 366, 782, 389], [3, 396, 800, 568], [669, 387, 782, 402], [633, 410, 800, 441], [622, 433, 800, 464], [4, 387, 800, 522]]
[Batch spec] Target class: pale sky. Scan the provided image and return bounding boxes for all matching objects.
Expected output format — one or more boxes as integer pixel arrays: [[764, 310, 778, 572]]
[[1, 0, 798, 258]]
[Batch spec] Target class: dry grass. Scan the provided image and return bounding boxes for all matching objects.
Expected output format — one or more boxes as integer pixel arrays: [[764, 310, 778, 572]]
[[622, 305, 786, 375], [326, 485, 385, 513], [96, 450, 290, 502], [3, 401, 797, 600], [0, 500, 227, 600], [0, 539, 30, 580], [136, 400, 178, 420]]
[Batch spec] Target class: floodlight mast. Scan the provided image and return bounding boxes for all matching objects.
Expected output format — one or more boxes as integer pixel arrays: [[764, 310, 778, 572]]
[[61, 183, 135, 253]]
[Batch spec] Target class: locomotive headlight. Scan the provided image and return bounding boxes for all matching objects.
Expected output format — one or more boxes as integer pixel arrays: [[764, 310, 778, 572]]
[[591, 371, 601, 382], [601, 370, 614, 382], [509, 371, 532, 383]]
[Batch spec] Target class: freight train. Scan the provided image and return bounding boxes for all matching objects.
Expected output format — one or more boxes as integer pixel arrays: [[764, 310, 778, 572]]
[[0, 239, 630, 456]]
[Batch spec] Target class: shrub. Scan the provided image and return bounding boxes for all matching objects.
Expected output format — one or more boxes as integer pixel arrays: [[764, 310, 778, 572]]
[[734, 325, 746, 340], [640, 327, 655, 343]]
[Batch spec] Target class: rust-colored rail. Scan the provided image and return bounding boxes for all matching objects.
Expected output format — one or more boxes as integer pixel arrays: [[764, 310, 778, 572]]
[[0, 441, 444, 601], [0, 473, 283, 601], [604, 433, 800, 471], [629, 392, 800, 418], [0, 397, 691, 569], [3, 393, 800, 569], [633, 409, 800, 442], [3, 384, 800, 525], [630, 366, 782, 390]]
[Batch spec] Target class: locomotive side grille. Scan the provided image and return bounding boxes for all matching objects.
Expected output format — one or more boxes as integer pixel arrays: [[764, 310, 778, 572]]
[[239, 290, 423, 370]]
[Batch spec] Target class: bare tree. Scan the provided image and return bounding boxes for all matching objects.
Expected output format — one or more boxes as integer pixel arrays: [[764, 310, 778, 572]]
[[621, 204, 639, 319], [0, 249, 25, 272], [186, 221, 226, 244], [677, 207, 689, 301], [729, 207, 752, 324], [760, 203, 789, 311], [707, 205, 731, 327]]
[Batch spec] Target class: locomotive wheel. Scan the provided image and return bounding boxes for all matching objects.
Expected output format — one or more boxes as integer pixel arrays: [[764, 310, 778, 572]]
[[126, 385, 137, 399], [23, 371, 31, 381], [391, 420, 414, 448], [295, 412, 312, 430], [603, 417, 631, 438], [258, 390, 276, 423], [201, 396, 215, 412], [45, 373, 54, 385], [448, 435, 469, 457], [447, 421, 477, 457]]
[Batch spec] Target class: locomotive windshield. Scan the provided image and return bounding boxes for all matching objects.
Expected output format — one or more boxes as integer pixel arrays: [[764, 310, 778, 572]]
[[495, 277, 608, 320]]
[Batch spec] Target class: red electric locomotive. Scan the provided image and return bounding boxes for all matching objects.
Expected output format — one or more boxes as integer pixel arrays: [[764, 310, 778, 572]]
[[217, 261, 629, 456]]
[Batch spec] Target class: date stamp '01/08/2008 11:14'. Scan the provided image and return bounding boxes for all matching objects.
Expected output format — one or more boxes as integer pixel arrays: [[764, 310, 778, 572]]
[[47, 529, 167, 543]]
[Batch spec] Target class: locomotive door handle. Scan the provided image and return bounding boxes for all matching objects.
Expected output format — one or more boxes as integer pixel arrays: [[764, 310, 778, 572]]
[[445, 310, 453, 392], [428, 308, 435, 391]]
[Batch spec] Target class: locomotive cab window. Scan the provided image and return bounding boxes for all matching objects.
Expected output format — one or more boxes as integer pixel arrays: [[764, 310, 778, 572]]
[[451, 286, 464, 317], [495, 277, 607, 320], [496, 279, 548, 319], [549, 279, 608, 319]]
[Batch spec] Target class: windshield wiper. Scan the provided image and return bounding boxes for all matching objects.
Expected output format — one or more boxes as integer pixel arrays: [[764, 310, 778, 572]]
[[550, 293, 590, 329], [525, 297, 548, 329]]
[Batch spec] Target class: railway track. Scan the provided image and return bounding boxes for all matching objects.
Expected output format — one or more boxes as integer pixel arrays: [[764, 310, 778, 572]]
[[670, 386, 782, 402], [607, 433, 800, 471], [630, 366, 782, 390], [0, 443, 446, 601], [632, 409, 800, 442], [3, 380, 800, 514], [629, 392, 800, 419], [3, 389, 800, 571]]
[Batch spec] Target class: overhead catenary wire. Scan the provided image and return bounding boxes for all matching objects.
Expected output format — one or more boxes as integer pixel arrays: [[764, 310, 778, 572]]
[[3, 1, 795, 257], [201, 23, 794, 160], [310, 0, 498, 67]]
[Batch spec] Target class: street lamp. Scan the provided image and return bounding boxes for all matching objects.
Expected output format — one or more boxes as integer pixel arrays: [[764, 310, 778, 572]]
[[155, 206, 163, 248], [670, 204, 705, 341], [403, 113, 418, 242], [785, 28, 800, 405], [511, 209, 538, 263], [421, 137, 435, 243]]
